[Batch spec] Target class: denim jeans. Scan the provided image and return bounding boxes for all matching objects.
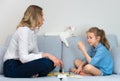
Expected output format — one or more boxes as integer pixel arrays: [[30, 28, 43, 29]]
[[3, 58, 55, 78]]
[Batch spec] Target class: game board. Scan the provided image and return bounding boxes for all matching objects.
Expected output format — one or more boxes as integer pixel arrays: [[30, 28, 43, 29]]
[[47, 72, 82, 78]]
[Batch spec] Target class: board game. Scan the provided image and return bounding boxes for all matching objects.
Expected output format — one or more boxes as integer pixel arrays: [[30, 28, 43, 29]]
[[47, 72, 82, 78]]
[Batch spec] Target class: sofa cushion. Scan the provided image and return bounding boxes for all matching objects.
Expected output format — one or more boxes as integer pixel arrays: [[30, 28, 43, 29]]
[[37, 36, 62, 72], [0, 46, 7, 74], [106, 34, 118, 50], [4, 34, 12, 47], [111, 47, 120, 74], [62, 36, 85, 72]]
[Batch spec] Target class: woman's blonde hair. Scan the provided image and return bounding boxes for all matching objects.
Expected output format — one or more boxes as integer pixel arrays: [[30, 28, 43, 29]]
[[17, 5, 43, 29], [87, 27, 110, 50]]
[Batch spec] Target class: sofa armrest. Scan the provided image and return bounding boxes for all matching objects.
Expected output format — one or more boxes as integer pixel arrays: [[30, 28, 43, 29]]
[[111, 47, 120, 74], [0, 45, 7, 74]]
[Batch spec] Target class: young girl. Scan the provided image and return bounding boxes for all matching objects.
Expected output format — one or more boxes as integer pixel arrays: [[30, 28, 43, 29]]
[[3, 5, 63, 78], [70, 27, 113, 76]]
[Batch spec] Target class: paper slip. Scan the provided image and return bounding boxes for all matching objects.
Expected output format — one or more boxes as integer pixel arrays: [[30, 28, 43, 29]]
[[69, 74, 82, 78], [57, 74, 67, 78]]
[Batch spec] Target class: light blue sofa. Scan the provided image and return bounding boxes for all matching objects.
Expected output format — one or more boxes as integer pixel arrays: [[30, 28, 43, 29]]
[[0, 34, 120, 81]]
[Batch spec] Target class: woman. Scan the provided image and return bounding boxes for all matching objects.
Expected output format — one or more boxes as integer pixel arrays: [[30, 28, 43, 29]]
[[3, 5, 63, 78]]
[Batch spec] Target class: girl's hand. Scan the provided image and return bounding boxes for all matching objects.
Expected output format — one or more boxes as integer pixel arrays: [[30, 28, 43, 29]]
[[78, 42, 86, 53], [75, 67, 82, 74], [70, 67, 82, 74]]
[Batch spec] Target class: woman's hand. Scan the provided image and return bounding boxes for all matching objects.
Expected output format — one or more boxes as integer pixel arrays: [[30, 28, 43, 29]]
[[49, 55, 63, 67], [42, 53, 63, 67]]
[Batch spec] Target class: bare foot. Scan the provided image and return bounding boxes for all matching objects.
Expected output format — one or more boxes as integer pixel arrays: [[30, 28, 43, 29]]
[[32, 74, 39, 78]]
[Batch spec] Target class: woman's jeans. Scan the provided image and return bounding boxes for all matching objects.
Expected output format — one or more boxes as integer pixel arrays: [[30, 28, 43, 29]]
[[3, 58, 55, 78]]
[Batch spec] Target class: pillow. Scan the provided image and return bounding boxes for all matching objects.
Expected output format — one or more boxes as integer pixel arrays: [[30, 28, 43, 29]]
[[111, 47, 120, 74], [0, 46, 7, 74]]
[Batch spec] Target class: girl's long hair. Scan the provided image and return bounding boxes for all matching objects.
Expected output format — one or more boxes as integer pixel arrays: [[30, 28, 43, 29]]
[[87, 27, 110, 50]]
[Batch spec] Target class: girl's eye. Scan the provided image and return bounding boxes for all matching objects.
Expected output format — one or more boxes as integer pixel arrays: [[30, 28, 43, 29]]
[[90, 37, 92, 39], [87, 36, 92, 39]]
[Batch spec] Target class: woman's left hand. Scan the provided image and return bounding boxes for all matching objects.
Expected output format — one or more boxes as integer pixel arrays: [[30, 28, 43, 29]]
[[42, 53, 63, 67]]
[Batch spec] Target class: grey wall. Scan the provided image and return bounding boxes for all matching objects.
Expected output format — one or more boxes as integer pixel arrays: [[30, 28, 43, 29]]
[[0, 0, 120, 45]]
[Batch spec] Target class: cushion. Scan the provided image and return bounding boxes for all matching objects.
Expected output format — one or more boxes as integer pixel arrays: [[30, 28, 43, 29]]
[[0, 46, 7, 74], [106, 35, 118, 50], [111, 47, 120, 74], [37, 35, 62, 72]]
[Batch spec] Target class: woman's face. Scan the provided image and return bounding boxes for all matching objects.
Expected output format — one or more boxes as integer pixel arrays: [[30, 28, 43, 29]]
[[37, 12, 44, 28], [87, 32, 100, 47]]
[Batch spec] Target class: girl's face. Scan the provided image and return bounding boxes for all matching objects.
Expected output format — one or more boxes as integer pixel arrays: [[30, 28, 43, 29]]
[[87, 32, 100, 47]]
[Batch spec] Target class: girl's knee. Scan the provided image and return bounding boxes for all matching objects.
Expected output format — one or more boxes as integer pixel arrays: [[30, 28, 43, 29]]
[[74, 59, 82, 66], [83, 64, 93, 71]]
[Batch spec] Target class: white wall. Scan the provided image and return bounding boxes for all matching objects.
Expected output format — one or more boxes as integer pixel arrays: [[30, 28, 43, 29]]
[[0, 0, 120, 45]]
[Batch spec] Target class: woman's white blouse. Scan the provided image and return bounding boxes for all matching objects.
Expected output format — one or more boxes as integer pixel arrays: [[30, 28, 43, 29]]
[[3, 27, 42, 63]]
